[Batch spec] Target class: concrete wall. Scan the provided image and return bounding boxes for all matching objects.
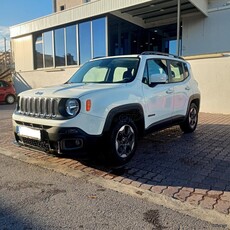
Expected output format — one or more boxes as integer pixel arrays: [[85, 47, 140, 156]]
[[208, 0, 230, 8], [188, 55, 230, 114], [12, 67, 78, 94], [11, 35, 34, 72], [182, 7, 230, 56]]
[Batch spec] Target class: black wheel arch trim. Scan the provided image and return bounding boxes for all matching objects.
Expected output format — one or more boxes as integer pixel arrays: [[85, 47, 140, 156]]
[[186, 94, 201, 116], [103, 103, 145, 133]]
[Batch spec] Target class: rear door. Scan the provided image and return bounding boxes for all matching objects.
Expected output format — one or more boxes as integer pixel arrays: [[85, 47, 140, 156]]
[[168, 60, 191, 118]]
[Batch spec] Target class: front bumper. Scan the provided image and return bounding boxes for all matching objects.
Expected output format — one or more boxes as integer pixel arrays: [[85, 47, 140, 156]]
[[13, 120, 102, 154]]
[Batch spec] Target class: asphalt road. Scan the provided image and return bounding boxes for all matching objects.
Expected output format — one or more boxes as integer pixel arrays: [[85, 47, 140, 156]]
[[0, 103, 15, 119], [0, 153, 227, 230]]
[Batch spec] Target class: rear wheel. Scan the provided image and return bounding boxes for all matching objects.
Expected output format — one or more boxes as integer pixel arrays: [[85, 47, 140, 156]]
[[108, 116, 138, 165], [180, 103, 198, 133], [6, 95, 15, 104]]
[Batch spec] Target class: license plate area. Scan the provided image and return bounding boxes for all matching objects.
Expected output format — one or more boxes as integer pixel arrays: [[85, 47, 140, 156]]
[[17, 126, 41, 140]]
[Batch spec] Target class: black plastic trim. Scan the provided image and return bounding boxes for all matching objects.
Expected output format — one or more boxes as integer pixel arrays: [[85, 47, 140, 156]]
[[103, 103, 144, 133], [13, 124, 102, 154], [186, 94, 201, 115], [145, 115, 185, 135]]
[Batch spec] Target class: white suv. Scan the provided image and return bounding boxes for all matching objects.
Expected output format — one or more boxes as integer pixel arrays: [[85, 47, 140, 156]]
[[12, 52, 200, 165]]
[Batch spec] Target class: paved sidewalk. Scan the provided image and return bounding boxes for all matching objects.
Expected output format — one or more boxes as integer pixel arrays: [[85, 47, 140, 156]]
[[1, 106, 230, 216]]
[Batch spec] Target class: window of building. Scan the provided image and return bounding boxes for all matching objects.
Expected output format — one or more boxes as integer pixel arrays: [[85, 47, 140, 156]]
[[54, 28, 65, 66], [79, 21, 91, 64], [43, 31, 54, 68], [169, 39, 182, 56], [66, 25, 77, 65], [92, 18, 106, 58], [35, 35, 43, 69], [83, 0, 90, 3], [60, 5, 65, 11], [108, 16, 181, 56], [34, 17, 107, 69]]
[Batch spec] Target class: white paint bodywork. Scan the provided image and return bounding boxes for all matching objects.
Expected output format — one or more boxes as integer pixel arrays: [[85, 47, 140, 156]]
[[13, 55, 199, 135]]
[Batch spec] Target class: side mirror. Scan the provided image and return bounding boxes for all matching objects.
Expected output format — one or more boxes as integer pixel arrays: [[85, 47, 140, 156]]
[[149, 73, 168, 84]]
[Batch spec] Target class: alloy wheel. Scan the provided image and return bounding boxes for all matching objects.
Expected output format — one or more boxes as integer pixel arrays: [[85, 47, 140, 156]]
[[115, 124, 135, 158], [188, 107, 197, 129]]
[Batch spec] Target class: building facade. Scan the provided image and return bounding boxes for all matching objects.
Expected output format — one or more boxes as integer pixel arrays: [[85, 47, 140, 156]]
[[53, 0, 96, 12], [10, 0, 230, 114]]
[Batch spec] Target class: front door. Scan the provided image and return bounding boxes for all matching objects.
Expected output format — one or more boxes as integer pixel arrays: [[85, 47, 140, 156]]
[[142, 58, 174, 128]]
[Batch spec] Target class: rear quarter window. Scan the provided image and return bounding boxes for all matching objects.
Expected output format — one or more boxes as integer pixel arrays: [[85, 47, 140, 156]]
[[169, 60, 190, 83]]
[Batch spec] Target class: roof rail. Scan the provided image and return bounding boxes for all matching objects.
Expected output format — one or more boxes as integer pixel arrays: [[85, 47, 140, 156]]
[[92, 56, 105, 60], [141, 51, 184, 60]]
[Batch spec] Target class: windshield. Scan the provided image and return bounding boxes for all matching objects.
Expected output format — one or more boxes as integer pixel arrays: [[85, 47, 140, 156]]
[[67, 57, 140, 84]]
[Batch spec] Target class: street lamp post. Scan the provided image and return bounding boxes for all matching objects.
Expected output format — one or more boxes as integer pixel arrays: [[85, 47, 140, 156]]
[[4, 37, 7, 69]]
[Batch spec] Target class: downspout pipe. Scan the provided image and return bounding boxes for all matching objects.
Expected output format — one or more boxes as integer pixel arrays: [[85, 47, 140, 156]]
[[176, 0, 181, 56], [52, 0, 57, 12]]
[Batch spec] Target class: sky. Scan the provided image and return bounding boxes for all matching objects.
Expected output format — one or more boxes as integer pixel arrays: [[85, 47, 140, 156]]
[[0, 0, 53, 51]]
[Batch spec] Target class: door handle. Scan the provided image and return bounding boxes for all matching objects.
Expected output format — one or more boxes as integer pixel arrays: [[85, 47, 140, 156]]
[[185, 86, 190, 90], [166, 88, 174, 94]]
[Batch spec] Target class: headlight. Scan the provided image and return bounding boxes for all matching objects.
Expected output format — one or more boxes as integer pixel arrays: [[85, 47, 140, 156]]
[[65, 99, 80, 116]]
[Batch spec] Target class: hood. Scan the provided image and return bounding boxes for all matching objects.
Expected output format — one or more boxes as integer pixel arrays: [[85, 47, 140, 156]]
[[19, 83, 124, 98]]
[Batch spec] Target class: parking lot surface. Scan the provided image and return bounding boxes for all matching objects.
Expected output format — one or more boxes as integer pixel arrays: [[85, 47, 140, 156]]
[[1, 104, 230, 216]]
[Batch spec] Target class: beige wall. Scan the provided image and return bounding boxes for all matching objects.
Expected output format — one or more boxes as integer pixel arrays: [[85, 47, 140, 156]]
[[188, 55, 230, 114], [55, 0, 82, 11], [13, 67, 78, 93], [55, 0, 96, 12], [11, 35, 34, 72]]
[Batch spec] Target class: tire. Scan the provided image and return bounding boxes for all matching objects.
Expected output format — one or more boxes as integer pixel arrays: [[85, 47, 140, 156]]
[[180, 103, 198, 133], [5, 95, 15, 104], [108, 116, 138, 166]]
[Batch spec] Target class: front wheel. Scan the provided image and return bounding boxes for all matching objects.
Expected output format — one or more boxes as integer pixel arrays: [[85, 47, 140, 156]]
[[180, 103, 198, 133], [108, 117, 138, 165]]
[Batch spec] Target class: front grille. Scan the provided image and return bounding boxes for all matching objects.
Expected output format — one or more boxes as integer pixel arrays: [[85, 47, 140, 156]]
[[18, 97, 60, 119]]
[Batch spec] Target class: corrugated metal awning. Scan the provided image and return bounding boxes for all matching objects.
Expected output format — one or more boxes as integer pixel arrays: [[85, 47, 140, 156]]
[[112, 0, 208, 28]]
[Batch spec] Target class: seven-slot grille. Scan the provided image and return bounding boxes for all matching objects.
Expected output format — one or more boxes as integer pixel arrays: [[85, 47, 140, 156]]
[[18, 97, 60, 118]]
